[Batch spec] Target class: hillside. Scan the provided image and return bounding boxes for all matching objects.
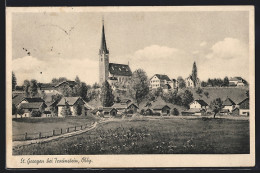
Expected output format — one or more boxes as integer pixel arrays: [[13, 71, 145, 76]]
[[183, 87, 248, 105]]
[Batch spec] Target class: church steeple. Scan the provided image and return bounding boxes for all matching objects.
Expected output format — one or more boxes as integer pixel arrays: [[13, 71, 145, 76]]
[[100, 18, 109, 55]]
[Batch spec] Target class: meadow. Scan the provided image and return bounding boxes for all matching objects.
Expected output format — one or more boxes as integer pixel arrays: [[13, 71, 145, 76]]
[[13, 117, 249, 155], [12, 115, 99, 140]]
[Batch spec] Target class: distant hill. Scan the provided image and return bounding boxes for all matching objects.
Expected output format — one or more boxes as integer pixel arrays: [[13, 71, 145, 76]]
[[184, 87, 248, 105]]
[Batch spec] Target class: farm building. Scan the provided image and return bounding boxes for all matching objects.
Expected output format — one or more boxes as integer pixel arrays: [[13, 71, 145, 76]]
[[231, 108, 240, 116], [15, 102, 47, 118], [220, 109, 230, 115], [38, 83, 57, 93], [189, 99, 208, 110], [103, 107, 118, 117], [238, 98, 249, 116], [152, 105, 171, 115], [17, 97, 45, 107], [149, 74, 174, 89], [112, 103, 139, 114], [57, 97, 85, 117], [144, 108, 153, 115], [229, 77, 247, 87], [222, 97, 236, 112]]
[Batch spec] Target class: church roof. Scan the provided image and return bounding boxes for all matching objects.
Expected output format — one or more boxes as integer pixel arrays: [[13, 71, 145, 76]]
[[100, 21, 109, 54], [109, 63, 132, 76]]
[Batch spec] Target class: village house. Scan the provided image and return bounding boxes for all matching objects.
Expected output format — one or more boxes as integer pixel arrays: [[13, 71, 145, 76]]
[[238, 98, 249, 116], [152, 105, 171, 116], [17, 97, 45, 107], [222, 97, 236, 112], [229, 77, 247, 87], [38, 83, 57, 94], [149, 74, 174, 90], [189, 99, 208, 110], [112, 102, 139, 114], [185, 75, 201, 88], [103, 107, 118, 117], [15, 102, 47, 118], [57, 97, 85, 117]]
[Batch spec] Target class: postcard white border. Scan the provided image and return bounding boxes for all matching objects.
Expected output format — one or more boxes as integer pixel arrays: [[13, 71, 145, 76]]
[[6, 6, 255, 168]]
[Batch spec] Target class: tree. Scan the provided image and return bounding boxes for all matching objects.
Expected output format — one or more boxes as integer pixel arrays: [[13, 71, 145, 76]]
[[177, 76, 186, 89], [74, 104, 82, 116], [210, 98, 223, 118], [61, 101, 72, 116], [204, 91, 209, 98], [92, 82, 100, 89], [201, 81, 207, 87], [223, 76, 229, 87], [12, 104, 17, 115], [191, 61, 198, 87], [129, 69, 149, 106], [51, 93, 63, 103], [12, 71, 17, 91], [28, 79, 38, 97], [51, 77, 67, 84], [23, 80, 30, 97], [31, 110, 42, 117], [181, 90, 194, 108], [196, 87, 203, 95], [171, 108, 179, 116], [100, 80, 114, 107]]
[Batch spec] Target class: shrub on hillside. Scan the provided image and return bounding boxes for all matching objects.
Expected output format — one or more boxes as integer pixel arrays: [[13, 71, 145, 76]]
[[171, 108, 179, 116], [31, 110, 42, 117]]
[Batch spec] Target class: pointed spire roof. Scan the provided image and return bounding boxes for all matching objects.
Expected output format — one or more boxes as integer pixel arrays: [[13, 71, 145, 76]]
[[100, 18, 109, 54]]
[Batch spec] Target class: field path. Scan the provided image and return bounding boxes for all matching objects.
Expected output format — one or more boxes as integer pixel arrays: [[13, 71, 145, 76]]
[[12, 118, 118, 148]]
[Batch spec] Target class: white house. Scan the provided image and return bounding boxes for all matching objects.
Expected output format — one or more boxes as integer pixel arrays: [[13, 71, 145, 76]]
[[238, 98, 249, 116], [57, 97, 85, 117], [185, 75, 201, 88], [229, 77, 246, 87], [150, 74, 173, 89], [222, 97, 236, 112], [189, 99, 208, 110]]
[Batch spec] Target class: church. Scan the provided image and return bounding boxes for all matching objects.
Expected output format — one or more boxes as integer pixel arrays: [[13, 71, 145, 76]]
[[99, 19, 132, 86]]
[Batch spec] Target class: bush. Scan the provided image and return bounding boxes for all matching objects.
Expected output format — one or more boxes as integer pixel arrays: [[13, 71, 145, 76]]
[[171, 108, 179, 116], [31, 110, 42, 117], [204, 91, 209, 98]]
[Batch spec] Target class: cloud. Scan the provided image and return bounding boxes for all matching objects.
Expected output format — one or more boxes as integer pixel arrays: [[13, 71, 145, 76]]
[[206, 37, 248, 60], [13, 56, 98, 85], [192, 50, 200, 55], [200, 41, 207, 47]]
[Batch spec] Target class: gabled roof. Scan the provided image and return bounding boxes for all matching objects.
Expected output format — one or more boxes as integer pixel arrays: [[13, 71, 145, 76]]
[[55, 81, 77, 88], [57, 97, 82, 106], [230, 77, 243, 81], [152, 74, 171, 81], [223, 98, 236, 106], [120, 99, 132, 104], [20, 102, 46, 109], [103, 107, 117, 112], [12, 94, 25, 106], [38, 83, 56, 90], [23, 97, 45, 103], [112, 103, 128, 109], [109, 63, 132, 76], [238, 98, 249, 109], [193, 99, 208, 106], [153, 105, 171, 110]]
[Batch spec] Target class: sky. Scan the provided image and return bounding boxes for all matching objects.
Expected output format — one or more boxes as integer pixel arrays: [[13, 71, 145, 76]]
[[12, 10, 250, 85]]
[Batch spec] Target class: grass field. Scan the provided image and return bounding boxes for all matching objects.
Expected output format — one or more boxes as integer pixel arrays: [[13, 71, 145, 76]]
[[12, 115, 99, 140], [13, 117, 249, 155]]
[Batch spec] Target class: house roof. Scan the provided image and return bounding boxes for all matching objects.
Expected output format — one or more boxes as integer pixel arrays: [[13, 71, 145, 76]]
[[152, 74, 171, 81], [109, 63, 132, 76], [38, 83, 56, 90], [193, 99, 208, 106], [238, 98, 249, 109], [23, 97, 45, 103], [223, 98, 236, 106], [55, 81, 77, 88], [230, 77, 243, 81], [12, 94, 25, 106], [57, 97, 81, 106], [112, 103, 128, 109], [153, 105, 170, 110], [20, 102, 46, 109], [120, 99, 132, 104], [103, 107, 117, 112]]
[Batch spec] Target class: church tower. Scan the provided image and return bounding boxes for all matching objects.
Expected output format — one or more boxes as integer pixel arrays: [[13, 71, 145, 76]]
[[99, 18, 109, 85]]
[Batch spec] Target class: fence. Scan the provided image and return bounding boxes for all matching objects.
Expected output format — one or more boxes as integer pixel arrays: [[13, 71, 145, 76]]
[[12, 123, 95, 141]]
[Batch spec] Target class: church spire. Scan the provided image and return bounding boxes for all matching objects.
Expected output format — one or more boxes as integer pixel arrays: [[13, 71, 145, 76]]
[[100, 17, 109, 54]]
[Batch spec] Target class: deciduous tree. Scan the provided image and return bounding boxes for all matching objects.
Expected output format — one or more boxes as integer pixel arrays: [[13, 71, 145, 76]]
[[210, 98, 223, 118], [181, 90, 194, 108], [177, 76, 186, 89]]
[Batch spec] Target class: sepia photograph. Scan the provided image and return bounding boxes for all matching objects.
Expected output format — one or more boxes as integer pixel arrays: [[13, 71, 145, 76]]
[[6, 6, 255, 168]]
